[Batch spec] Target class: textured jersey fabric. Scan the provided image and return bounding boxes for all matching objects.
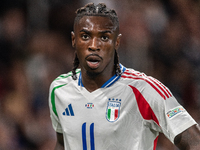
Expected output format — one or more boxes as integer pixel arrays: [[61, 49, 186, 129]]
[[49, 64, 196, 150]]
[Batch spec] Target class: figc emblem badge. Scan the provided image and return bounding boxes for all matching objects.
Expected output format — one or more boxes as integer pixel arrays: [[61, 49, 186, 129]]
[[106, 101, 121, 122]]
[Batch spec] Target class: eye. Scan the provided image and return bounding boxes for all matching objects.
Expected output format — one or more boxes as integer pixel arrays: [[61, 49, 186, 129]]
[[101, 36, 109, 41], [81, 34, 89, 40]]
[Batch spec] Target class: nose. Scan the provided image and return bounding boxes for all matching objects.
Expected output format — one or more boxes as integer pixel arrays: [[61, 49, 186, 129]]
[[88, 37, 100, 51]]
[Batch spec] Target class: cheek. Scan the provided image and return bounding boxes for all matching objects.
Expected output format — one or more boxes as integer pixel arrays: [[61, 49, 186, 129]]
[[75, 42, 88, 58], [103, 48, 115, 62], [102, 42, 115, 56], [76, 39, 86, 49], [76, 50, 85, 63]]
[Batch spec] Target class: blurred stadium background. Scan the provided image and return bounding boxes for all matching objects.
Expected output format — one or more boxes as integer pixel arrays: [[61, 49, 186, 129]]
[[0, 0, 199, 149]]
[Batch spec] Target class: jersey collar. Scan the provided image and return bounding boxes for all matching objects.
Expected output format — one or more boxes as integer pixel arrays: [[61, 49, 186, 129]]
[[78, 64, 126, 88]]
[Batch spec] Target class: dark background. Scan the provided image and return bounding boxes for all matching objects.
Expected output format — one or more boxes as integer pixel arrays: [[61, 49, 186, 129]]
[[0, 0, 199, 149]]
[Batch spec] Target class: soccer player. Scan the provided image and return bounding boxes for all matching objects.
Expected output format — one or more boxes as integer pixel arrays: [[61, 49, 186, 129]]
[[49, 3, 200, 150]]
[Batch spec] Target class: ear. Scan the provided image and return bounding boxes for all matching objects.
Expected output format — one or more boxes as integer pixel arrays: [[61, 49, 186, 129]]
[[71, 31, 75, 48], [115, 34, 122, 50]]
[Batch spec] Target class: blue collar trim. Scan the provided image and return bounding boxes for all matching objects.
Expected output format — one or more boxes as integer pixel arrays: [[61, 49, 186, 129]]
[[78, 64, 126, 88]]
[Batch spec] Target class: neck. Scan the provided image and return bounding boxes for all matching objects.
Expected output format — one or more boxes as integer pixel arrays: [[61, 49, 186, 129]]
[[81, 68, 115, 92]]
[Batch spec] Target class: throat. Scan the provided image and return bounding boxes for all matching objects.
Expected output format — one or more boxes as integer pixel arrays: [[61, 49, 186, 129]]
[[83, 74, 102, 92], [83, 79, 101, 93], [81, 73, 107, 92], [81, 67, 116, 92]]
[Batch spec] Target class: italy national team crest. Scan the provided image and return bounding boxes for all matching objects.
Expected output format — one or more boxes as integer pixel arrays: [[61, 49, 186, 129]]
[[106, 100, 121, 122]]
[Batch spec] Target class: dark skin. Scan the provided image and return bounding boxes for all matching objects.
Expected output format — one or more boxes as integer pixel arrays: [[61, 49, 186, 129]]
[[55, 133, 64, 150], [54, 16, 200, 150], [174, 124, 200, 149], [71, 16, 121, 92]]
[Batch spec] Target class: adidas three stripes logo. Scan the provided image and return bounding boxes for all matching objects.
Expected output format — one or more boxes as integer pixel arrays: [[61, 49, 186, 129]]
[[63, 104, 74, 116]]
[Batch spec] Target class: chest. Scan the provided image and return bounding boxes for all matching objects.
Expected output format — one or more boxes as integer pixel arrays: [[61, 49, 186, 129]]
[[56, 84, 143, 133]]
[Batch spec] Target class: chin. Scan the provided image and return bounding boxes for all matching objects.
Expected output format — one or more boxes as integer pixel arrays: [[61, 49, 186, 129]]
[[86, 69, 101, 77]]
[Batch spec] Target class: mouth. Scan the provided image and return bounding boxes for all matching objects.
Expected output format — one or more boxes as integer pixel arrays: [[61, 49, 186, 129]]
[[85, 54, 102, 69]]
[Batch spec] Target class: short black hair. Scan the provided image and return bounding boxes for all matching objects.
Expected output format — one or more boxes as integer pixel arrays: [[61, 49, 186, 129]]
[[72, 3, 121, 80]]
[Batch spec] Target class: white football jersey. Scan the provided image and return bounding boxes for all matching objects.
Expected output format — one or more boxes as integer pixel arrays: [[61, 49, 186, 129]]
[[49, 64, 196, 150]]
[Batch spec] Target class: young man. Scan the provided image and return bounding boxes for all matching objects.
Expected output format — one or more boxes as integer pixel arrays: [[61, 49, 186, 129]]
[[49, 3, 200, 150]]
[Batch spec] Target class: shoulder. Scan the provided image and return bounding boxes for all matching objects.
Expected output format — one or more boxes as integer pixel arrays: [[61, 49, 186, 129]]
[[121, 68, 172, 101], [121, 68, 154, 87], [50, 69, 81, 90]]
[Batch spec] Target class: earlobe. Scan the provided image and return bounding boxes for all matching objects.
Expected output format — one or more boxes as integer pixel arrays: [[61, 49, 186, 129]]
[[115, 34, 122, 50], [71, 31, 75, 48]]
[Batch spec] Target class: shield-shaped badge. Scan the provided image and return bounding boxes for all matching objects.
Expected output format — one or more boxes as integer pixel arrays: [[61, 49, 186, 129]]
[[106, 101, 121, 122]]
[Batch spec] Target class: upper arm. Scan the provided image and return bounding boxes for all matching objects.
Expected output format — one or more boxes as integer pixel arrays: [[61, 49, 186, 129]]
[[54, 132, 64, 150], [174, 124, 200, 150]]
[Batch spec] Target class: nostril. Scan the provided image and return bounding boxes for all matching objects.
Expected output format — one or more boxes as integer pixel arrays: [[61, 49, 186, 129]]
[[88, 47, 94, 51], [88, 47, 100, 51]]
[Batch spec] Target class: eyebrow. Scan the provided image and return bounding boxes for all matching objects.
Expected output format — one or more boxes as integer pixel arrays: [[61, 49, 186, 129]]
[[79, 29, 112, 34], [100, 30, 112, 34], [80, 29, 90, 34]]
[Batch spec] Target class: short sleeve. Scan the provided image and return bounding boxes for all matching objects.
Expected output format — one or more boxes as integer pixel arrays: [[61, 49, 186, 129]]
[[48, 82, 63, 133], [136, 76, 198, 143], [159, 96, 197, 143]]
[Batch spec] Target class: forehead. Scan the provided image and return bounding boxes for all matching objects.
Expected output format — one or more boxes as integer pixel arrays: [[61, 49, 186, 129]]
[[74, 16, 116, 32]]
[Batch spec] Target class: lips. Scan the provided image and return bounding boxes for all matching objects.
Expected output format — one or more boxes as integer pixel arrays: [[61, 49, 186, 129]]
[[85, 54, 102, 69]]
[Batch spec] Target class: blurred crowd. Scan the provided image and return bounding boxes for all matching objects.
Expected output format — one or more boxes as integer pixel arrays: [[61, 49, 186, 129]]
[[0, 0, 199, 149]]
